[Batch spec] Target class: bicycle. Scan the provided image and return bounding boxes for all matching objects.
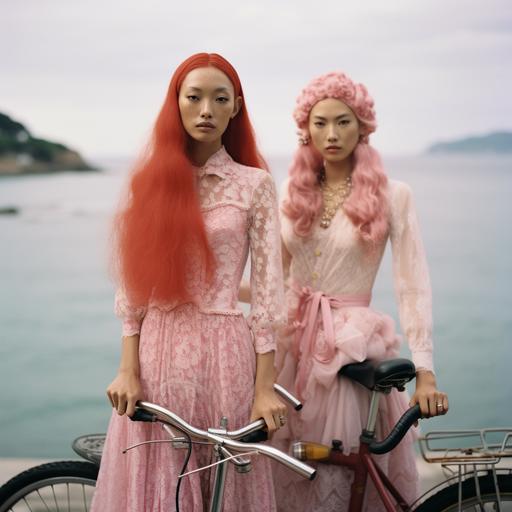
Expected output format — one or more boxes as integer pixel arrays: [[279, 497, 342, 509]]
[[2, 362, 511, 511], [0, 384, 315, 512], [292, 357, 512, 511]]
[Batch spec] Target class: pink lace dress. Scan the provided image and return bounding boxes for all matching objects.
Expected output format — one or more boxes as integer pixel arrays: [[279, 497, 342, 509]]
[[91, 147, 285, 512], [273, 179, 433, 511]]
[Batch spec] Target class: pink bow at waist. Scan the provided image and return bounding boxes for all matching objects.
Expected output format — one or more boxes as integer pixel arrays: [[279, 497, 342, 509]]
[[291, 285, 371, 400]]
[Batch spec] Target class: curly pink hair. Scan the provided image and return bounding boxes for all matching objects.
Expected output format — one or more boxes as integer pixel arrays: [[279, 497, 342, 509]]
[[283, 72, 389, 243]]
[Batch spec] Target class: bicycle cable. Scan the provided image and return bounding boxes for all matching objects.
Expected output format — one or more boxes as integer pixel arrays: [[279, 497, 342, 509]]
[[175, 431, 192, 512]]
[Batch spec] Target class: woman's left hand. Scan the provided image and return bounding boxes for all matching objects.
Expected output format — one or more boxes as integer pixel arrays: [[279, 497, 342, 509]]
[[250, 387, 287, 433], [409, 370, 449, 418]]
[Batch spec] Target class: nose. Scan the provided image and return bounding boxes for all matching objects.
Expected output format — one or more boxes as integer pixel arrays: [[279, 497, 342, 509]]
[[200, 100, 213, 119], [327, 126, 338, 143]]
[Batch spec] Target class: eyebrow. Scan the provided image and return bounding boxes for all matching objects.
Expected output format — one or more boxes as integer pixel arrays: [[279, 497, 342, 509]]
[[313, 113, 351, 120], [186, 86, 231, 94]]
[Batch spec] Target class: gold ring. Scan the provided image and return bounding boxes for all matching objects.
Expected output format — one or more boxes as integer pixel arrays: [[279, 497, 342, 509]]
[[436, 402, 443, 408]]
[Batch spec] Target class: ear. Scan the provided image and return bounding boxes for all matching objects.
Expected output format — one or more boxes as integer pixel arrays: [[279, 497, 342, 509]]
[[231, 96, 243, 119]]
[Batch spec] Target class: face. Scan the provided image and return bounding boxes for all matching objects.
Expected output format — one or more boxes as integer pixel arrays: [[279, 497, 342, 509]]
[[308, 98, 362, 163], [178, 67, 242, 144]]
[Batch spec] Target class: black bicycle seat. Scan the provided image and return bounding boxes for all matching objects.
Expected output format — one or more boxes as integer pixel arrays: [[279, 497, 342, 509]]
[[338, 358, 416, 393]]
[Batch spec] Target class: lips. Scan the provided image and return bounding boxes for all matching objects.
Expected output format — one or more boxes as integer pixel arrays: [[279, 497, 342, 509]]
[[196, 122, 215, 129], [325, 146, 342, 151]]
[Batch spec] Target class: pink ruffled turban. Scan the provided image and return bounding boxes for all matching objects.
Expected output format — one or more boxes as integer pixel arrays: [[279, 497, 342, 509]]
[[293, 72, 377, 144]]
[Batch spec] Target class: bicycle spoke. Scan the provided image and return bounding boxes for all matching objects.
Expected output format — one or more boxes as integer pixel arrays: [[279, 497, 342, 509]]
[[82, 483, 88, 512], [36, 489, 52, 512], [22, 496, 35, 512], [51, 484, 60, 512]]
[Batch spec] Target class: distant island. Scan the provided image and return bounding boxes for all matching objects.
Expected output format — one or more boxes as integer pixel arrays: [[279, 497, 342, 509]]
[[0, 112, 96, 175], [427, 131, 512, 154]]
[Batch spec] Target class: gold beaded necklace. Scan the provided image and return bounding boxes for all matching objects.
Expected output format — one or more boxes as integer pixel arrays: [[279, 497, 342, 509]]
[[319, 174, 352, 229]]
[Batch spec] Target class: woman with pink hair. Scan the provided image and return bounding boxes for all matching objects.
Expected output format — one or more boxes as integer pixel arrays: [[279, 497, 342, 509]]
[[272, 72, 449, 510]]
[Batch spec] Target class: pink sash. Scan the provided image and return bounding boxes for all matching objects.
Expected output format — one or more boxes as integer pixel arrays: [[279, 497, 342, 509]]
[[291, 285, 371, 400]]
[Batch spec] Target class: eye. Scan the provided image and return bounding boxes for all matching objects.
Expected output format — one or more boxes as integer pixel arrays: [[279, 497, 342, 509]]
[[314, 121, 325, 127], [216, 96, 230, 103], [339, 119, 350, 126], [187, 95, 199, 101]]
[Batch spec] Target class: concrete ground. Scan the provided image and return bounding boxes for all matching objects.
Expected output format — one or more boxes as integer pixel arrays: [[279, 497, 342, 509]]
[[0, 456, 445, 492]]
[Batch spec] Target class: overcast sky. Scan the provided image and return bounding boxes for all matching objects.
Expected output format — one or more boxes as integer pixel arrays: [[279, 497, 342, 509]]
[[1, 0, 510, 160]]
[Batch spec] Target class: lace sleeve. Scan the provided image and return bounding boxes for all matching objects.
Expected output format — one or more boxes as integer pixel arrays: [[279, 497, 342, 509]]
[[390, 182, 434, 372], [247, 172, 286, 354], [114, 288, 147, 337]]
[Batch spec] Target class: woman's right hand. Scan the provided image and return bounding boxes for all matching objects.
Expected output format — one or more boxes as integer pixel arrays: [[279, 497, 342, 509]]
[[106, 370, 144, 417]]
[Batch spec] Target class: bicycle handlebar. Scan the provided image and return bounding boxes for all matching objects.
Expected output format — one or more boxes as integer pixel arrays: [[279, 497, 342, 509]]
[[130, 384, 315, 480], [274, 383, 302, 411], [131, 382, 301, 441], [369, 404, 421, 454], [132, 401, 315, 480], [131, 404, 271, 445]]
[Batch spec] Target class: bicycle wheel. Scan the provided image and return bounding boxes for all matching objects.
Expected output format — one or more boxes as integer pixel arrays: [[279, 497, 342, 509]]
[[415, 473, 512, 511], [0, 460, 98, 512]]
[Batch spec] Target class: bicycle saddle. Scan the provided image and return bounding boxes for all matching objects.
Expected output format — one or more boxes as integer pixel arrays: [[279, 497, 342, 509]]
[[338, 358, 416, 393]]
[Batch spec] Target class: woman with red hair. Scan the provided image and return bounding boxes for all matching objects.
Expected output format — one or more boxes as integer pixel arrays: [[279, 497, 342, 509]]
[[271, 72, 449, 510], [91, 53, 286, 511]]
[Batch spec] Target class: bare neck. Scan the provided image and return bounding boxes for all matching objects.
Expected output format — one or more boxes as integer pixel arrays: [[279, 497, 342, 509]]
[[323, 156, 354, 185], [188, 139, 222, 167]]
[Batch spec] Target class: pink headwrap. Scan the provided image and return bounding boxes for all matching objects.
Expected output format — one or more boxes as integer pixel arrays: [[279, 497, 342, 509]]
[[293, 72, 377, 144]]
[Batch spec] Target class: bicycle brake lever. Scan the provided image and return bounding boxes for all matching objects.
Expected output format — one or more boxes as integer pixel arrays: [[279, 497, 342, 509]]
[[219, 446, 252, 473], [162, 424, 189, 449]]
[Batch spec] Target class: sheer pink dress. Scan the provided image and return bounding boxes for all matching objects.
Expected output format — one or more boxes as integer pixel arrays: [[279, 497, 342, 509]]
[[273, 179, 434, 511], [91, 147, 285, 512]]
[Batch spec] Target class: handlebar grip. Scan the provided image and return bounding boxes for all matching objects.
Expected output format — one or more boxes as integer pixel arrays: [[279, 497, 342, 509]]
[[130, 409, 157, 422], [239, 429, 268, 443], [369, 404, 421, 455]]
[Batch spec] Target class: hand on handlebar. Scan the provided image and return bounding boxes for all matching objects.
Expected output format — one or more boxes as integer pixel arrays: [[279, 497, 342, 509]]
[[409, 370, 449, 419], [250, 387, 287, 433], [106, 370, 144, 417]]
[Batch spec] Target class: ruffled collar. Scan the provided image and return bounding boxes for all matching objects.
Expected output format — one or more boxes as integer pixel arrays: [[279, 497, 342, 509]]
[[195, 146, 233, 179]]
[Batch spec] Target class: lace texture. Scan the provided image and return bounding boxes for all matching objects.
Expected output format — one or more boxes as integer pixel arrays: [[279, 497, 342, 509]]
[[92, 147, 284, 511], [280, 178, 433, 371], [389, 181, 433, 371], [114, 146, 285, 353]]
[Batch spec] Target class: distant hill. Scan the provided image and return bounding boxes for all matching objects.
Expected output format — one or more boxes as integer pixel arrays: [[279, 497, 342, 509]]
[[0, 112, 96, 175], [427, 131, 512, 154]]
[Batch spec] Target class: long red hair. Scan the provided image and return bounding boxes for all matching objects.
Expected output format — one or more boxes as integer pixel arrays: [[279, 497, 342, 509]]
[[113, 53, 267, 306]]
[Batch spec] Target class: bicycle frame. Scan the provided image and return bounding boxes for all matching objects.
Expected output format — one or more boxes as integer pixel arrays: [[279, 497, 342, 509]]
[[327, 442, 409, 512], [331, 389, 409, 512], [294, 388, 413, 512]]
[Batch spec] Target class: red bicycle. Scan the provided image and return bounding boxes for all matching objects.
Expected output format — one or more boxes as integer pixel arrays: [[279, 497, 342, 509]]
[[292, 358, 512, 511]]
